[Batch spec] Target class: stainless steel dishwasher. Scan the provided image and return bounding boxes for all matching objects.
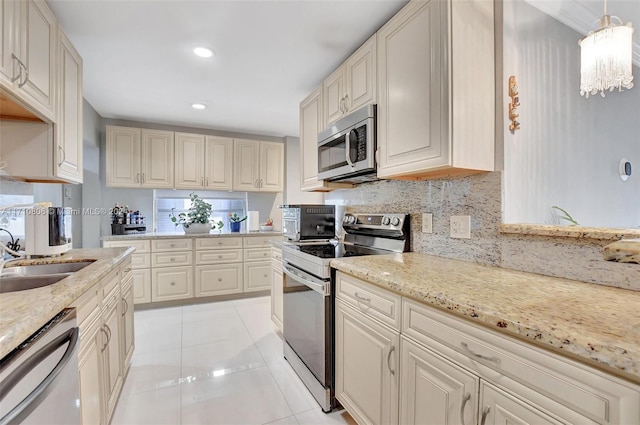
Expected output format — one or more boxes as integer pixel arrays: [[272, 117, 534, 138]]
[[0, 309, 80, 425]]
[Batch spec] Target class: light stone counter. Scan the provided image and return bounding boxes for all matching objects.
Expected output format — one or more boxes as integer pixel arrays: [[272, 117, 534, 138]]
[[102, 230, 282, 241], [0, 247, 134, 360], [331, 252, 640, 384]]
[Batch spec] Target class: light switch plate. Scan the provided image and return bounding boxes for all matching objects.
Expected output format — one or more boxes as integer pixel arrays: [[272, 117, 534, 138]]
[[450, 215, 471, 239], [422, 213, 433, 233]]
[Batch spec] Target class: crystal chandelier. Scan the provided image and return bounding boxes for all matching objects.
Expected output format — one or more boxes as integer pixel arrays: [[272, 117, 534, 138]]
[[579, 0, 634, 98]]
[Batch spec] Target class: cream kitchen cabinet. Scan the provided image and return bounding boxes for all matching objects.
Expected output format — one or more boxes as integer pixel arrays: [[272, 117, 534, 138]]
[[243, 236, 272, 292], [270, 246, 283, 332], [151, 238, 193, 302], [233, 139, 284, 192], [376, 0, 496, 180], [55, 28, 83, 183], [103, 239, 151, 304], [174, 133, 233, 190], [120, 269, 135, 369], [195, 236, 243, 297], [106, 125, 174, 188], [0, 0, 57, 121], [102, 283, 123, 422], [323, 35, 376, 126]]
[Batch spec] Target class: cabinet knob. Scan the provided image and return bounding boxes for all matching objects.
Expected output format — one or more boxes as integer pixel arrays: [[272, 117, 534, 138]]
[[170, 281, 176, 286], [218, 255, 223, 259], [170, 258, 175, 262], [218, 241, 222, 245], [217, 278, 222, 282], [170, 243, 175, 247], [263, 274, 268, 278]]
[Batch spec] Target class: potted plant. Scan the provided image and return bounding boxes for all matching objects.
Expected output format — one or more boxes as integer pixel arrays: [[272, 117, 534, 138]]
[[170, 193, 223, 234], [228, 212, 247, 233]]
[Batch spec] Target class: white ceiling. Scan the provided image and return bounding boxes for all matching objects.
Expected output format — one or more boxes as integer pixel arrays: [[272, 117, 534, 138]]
[[47, 0, 408, 138], [48, 0, 639, 139]]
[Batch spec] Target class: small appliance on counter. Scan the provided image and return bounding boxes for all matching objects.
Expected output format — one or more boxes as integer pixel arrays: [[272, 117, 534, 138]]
[[280, 204, 335, 241], [24, 206, 72, 257], [110, 203, 146, 235]]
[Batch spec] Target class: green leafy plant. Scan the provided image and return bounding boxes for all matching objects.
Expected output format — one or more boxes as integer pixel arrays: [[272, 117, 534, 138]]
[[228, 212, 247, 223], [170, 193, 224, 230], [551, 205, 579, 226]]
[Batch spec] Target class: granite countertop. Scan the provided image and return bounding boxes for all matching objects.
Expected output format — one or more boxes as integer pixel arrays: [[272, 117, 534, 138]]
[[102, 230, 282, 241], [0, 247, 134, 360], [331, 252, 640, 384]]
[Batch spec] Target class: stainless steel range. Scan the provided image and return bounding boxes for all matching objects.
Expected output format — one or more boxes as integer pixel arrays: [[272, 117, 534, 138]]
[[281, 213, 410, 412]]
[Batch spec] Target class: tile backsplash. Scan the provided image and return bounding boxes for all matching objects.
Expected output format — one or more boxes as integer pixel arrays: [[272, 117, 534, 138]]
[[325, 172, 640, 292]]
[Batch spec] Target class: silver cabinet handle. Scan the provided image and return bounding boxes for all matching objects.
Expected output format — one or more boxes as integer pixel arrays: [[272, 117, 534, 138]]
[[354, 292, 371, 303], [124, 268, 131, 273], [460, 393, 471, 425], [11, 54, 29, 88], [57, 146, 65, 166], [10, 53, 22, 83], [480, 405, 491, 425], [105, 324, 112, 344], [201, 176, 204, 186], [460, 342, 500, 365], [100, 327, 109, 351], [343, 94, 349, 112], [386, 345, 395, 375], [18, 63, 29, 88], [136, 173, 140, 183], [205, 176, 209, 186], [121, 298, 129, 316], [142, 173, 145, 183]]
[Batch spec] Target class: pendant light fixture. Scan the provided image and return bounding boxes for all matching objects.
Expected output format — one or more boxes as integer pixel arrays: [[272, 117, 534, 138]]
[[578, 0, 634, 98]]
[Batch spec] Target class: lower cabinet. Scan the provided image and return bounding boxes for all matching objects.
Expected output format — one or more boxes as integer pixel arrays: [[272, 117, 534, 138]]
[[270, 246, 283, 331], [243, 261, 271, 292], [131, 269, 151, 303], [195, 263, 243, 296], [152, 266, 193, 302], [335, 299, 400, 425], [480, 382, 564, 425], [74, 260, 134, 425]]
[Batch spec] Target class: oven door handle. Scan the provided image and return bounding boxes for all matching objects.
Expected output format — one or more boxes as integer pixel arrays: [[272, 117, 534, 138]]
[[283, 264, 329, 296]]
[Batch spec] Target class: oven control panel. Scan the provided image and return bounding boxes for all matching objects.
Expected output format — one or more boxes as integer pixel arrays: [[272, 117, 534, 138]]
[[342, 213, 408, 231]]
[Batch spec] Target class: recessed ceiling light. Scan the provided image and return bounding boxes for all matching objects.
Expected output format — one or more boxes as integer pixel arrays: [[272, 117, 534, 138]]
[[191, 103, 206, 110], [193, 47, 214, 58]]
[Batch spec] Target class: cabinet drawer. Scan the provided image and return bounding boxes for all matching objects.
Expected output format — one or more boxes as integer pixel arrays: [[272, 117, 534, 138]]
[[101, 269, 119, 300], [152, 238, 192, 252], [195, 249, 242, 264], [121, 259, 133, 282], [243, 236, 274, 248], [73, 284, 101, 327], [336, 271, 401, 331], [195, 237, 242, 250], [151, 251, 193, 267], [130, 253, 151, 269], [243, 261, 271, 292], [243, 248, 271, 262], [103, 239, 150, 253], [271, 247, 282, 261], [195, 264, 243, 297], [402, 299, 640, 424], [152, 266, 193, 302]]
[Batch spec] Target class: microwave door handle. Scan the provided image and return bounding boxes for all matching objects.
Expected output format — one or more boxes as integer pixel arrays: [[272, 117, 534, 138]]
[[345, 129, 355, 168]]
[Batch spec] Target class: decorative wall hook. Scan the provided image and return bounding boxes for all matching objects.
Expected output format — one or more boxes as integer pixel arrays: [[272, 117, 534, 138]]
[[508, 76, 520, 133]]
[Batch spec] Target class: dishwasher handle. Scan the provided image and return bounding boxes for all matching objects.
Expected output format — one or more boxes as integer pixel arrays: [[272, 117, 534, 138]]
[[0, 327, 79, 425]]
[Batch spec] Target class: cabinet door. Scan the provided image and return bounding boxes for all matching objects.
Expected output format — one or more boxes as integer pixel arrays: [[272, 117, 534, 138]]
[[103, 296, 123, 422], [132, 269, 151, 304], [55, 29, 83, 183], [299, 86, 324, 191], [323, 66, 345, 126], [335, 299, 399, 425], [243, 261, 271, 292], [106, 125, 141, 187], [400, 337, 479, 425], [259, 141, 284, 192], [0, 0, 18, 86], [233, 139, 260, 191], [78, 317, 104, 425], [121, 278, 135, 370], [174, 132, 205, 189], [270, 263, 283, 332], [479, 382, 565, 425], [195, 263, 243, 297], [376, 0, 448, 178], [345, 35, 376, 113], [152, 266, 193, 302], [141, 129, 174, 188], [16, 0, 56, 120], [205, 135, 233, 190]]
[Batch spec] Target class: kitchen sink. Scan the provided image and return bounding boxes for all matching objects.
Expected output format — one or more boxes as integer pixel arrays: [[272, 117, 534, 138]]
[[0, 260, 95, 293], [1, 261, 95, 277]]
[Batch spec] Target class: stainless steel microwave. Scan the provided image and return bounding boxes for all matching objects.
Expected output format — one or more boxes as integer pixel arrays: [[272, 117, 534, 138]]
[[317, 104, 377, 184]]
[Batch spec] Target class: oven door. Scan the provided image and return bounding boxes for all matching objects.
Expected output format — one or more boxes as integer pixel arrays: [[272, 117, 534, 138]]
[[282, 263, 331, 387]]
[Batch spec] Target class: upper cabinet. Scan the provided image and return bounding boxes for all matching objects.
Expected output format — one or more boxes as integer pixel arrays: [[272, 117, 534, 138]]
[[323, 35, 376, 127], [106, 125, 174, 188], [233, 139, 283, 192], [174, 133, 232, 190], [300, 86, 324, 191], [376, 0, 496, 179], [0, 0, 57, 121], [55, 29, 82, 183]]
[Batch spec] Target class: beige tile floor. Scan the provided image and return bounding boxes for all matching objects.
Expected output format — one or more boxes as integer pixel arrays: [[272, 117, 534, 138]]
[[111, 296, 356, 425]]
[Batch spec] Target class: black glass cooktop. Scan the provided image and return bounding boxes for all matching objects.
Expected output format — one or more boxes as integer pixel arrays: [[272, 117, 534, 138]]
[[294, 243, 388, 259]]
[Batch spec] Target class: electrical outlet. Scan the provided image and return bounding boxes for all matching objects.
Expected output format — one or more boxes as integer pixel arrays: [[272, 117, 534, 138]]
[[421, 213, 433, 233], [450, 215, 471, 239]]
